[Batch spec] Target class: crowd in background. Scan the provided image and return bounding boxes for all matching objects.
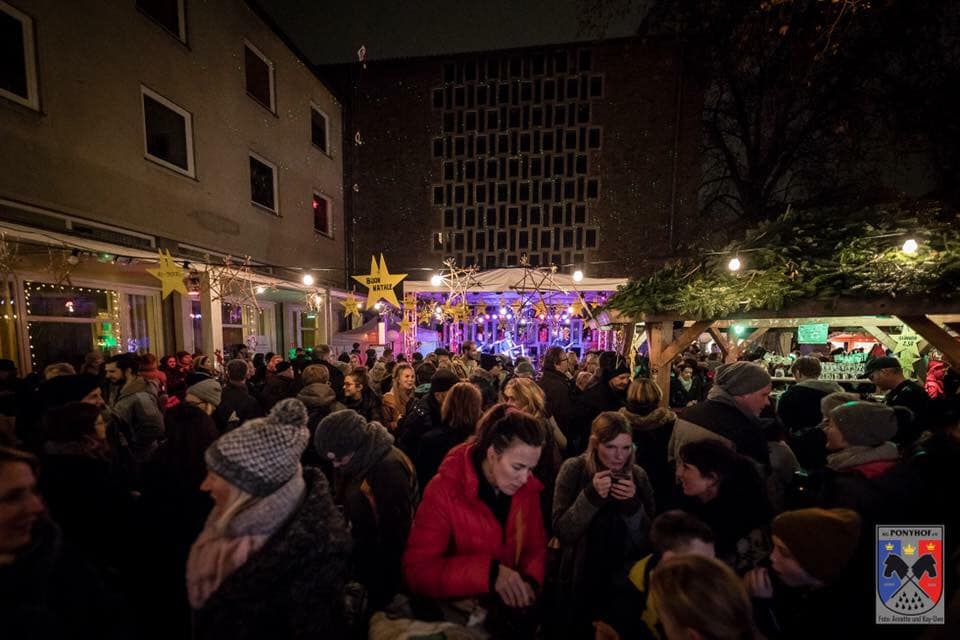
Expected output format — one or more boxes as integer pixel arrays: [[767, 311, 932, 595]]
[[1, 338, 959, 639]]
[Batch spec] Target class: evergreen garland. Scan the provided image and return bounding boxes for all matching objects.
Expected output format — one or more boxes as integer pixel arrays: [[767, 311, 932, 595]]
[[608, 202, 960, 319]]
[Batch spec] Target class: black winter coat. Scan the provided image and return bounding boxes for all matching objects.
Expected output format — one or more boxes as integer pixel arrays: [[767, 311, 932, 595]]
[[213, 384, 264, 433], [538, 369, 575, 442], [192, 468, 352, 640], [344, 389, 385, 424], [257, 375, 295, 412], [571, 381, 627, 454]]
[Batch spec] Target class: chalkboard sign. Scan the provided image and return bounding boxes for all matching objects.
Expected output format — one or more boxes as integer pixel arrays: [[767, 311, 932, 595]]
[[797, 322, 829, 344]]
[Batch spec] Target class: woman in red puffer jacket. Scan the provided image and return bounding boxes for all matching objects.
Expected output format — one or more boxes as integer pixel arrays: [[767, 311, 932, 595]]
[[403, 404, 547, 611]]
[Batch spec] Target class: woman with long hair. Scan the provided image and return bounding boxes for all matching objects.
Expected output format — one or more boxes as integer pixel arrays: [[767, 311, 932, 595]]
[[551, 411, 655, 637], [675, 439, 773, 573], [651, 554, 760, 640], [619, 377, 677, 510], [381, 363, 415, 431], [342, 367, 385, 424], [414, 381, 483, 484], [186, 399, 351, 639], [403, 405, 547, 635]]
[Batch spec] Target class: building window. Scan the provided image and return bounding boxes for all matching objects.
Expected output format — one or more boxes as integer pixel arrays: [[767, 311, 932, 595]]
[[244, 40, 275, 112], [0, 1, 39, 110], [136, 0, 186, 42], [249, 153, 277, 213], [141, 86, 195, 176], [313, 192, 332, 236], [310, 104, 328, 153]]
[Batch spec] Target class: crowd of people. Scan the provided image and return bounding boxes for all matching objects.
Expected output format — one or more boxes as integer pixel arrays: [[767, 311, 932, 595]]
[[1, 339, 959, 639]]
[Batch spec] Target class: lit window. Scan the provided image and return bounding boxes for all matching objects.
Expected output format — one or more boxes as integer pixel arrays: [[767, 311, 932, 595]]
[[312, 193, 332, 236]]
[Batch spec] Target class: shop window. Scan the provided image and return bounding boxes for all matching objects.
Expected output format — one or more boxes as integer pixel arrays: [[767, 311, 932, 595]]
[[137, 0, 186, 42], [0, 1, 39, 110], [311, 105, 329, 153], [25, 282, 120, 371], [141, 86, 195, 176], [298, 309, 324, 350], [313, 193, 332, 236], [244, 40, 275, 112], [249, 153, 278, 213], [124, 292, 161, 354], [190, 299, 204, 354]]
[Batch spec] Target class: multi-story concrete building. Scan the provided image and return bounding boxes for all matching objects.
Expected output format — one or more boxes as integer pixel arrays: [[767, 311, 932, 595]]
[[0, 0, 346, 371], [322, 38, 703, 280]]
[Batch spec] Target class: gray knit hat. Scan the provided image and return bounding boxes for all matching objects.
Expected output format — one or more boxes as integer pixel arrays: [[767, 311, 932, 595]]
[[314, 409, 368, 460], [205, 398, 310, 496], [714, 361, 771, 396], [829, 401, 898, 447], [187, 378, 222, 407]]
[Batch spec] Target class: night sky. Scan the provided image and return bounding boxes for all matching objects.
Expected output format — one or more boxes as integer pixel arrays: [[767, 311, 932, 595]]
[[255, 0, 651, 64]]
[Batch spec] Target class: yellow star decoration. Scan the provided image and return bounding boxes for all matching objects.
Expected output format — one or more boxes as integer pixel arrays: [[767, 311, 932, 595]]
[[418, 307, 435, 326], [399, 318, 412, 334], [570, 301, 584, 317], [511, 299, 524, 316], [533, 300, 548, 318], [146, 250, 188, 299], [340, 292, 361, 320], [403, 293, 417, 310], [352, 254, 407, 308]]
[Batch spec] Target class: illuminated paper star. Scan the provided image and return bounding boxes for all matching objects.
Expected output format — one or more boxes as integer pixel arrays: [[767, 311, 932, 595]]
[[403, 293, 417, 310], [399, 318, 412, 334], [511, 299, 524, 316], [340, 292, 361, 320], [570, 301, 584, 317], [146, 250, 188, 299], [418, 307, 435, 326], [351, 254, 407, 308], [533, 300, 548, 318]]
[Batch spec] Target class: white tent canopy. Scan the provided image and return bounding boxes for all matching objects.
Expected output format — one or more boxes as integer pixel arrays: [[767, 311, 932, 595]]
[[404, 267, 626, 295]]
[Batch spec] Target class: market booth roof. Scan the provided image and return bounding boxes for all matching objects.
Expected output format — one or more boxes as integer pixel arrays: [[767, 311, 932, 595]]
[[404, 267, 626, 295]]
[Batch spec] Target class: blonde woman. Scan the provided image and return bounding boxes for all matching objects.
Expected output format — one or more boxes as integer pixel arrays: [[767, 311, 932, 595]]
[[381, 363, 415, 431], [651, 554, 760, 640], [186, 399, 351, 639], [550, 411, 655, 638]]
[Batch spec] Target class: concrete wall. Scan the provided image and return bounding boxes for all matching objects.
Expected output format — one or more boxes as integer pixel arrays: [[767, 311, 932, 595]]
[[0, 0, 345, 286]]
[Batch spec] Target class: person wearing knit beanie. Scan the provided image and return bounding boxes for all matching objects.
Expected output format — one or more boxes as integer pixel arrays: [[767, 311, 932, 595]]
[[429, 367, 461, 394], [313, 408, 418, 608], [204, 397, 310, 497], [827, 401, 898, 448], [714, 361, 772, 397], [187, 378, 222, 415], [771, 508, 862, 586]]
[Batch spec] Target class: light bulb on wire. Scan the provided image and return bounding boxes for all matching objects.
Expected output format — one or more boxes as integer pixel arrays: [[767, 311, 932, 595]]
[[728, 257, 742, 272], [902, 239, 918, 255], [302, 274, 315, 286], [430, 274, 443, 287]]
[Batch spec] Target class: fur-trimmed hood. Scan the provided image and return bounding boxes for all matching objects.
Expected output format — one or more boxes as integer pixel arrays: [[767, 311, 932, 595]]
[[619, 406, 677, 432]]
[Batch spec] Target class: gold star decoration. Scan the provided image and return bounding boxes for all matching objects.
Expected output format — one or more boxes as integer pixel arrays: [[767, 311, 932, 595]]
[[340, 292, 361, 320], [511, 299, 524, 316], [403, 293, 417, 310], [533, 300, 548, 318], [399, 317, 412, 334], [570, 301, 584, 317], [352, 254, 407, 308], [418, 306, 435, 326], [146, 250, 188, 299]]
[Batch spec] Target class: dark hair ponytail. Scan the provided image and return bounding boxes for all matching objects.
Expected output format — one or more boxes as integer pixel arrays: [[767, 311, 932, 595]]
[[472, 402, 545, 462]]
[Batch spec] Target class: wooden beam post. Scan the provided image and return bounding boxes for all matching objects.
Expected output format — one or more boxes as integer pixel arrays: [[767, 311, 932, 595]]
[[898, 315, 960, 370], [708, 327, 732, 359], [862, 325, 898, 352], [660, 320, 715, 366]]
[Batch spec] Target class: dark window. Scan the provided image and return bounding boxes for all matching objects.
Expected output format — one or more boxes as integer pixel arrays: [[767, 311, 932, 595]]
[[1, 4, 36, 109], [590, 75, 604, 98], [554, 51, 568, 73], [311, 107, 328, 152], [142, 89, 193, 175], [540, 230, 551, 249], [588, 127, 602, 149], [508, 207, 519, 226], [312, 193, 331, 235], [433, 186, 445, 205], [465, 208, 476, 227], [249, 155, 277, 212], [575, 205, 586, 224], [443, 63, 456, 83], [244, 43, 274, 111], [578, 103, 590, 124], [586, 229, 598, 248], [476, 184, 487, 203], [530, 206, 542, 225], [476, 232, 485, 250], [578, 49, 592, 72], [137, 0, 184, 41], [567, 77, 579, 99], [432, 88, 444, 108], [476, 84, 488, 106], [433, 138, 445, 157], [543, 79, 555, 101], [532, 54, 545, 75], [563, 229, 574, 248], [465, 110, 478, 131], [476, 136, 487, 155], [587, 179, 599, 199]]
